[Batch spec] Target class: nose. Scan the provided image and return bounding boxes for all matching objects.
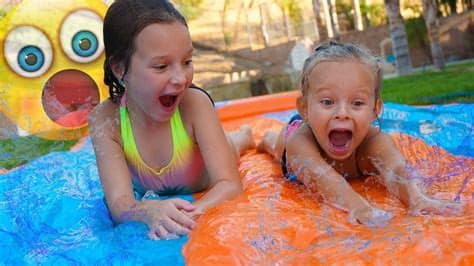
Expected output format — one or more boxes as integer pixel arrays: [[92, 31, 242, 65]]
[[170, 65, 187, 86], [334, 103, 350, 120]]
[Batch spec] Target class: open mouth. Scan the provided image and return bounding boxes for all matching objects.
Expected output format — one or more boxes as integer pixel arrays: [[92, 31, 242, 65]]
[[328, 129, 353, 154], [159, 94, 178, 109]]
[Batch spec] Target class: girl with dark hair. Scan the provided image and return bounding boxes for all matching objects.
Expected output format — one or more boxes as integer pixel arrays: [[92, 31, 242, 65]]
[[258, 42, 463, 227], [89, 0, 254, 240]]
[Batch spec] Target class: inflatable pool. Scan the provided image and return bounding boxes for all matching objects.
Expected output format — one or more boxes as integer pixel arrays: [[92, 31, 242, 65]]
[[1, 91, 473, 265]]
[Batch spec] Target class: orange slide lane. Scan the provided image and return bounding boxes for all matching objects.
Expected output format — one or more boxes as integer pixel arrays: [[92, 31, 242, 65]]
[[184, 93, 473, 265]]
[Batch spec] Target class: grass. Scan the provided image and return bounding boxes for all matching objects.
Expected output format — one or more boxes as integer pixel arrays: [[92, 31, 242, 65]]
[[1, 61, 473, 170], [382, 61, 474, 105], [0, 136, 77, 170]]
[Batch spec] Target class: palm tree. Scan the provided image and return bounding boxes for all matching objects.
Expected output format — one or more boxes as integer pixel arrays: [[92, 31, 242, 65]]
[[352, 0, 364, 31], [422, 0, 445, 70], [311, 0, 322, 41], [321, 0, 335, 38], [329, 0, 341, 38], [384, 0, 412, 75]]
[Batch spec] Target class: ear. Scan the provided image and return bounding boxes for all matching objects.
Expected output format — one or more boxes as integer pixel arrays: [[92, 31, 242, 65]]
[[374, 98, 383, 119], [109, 58, 126, 81], [296, 95, 308, 121]]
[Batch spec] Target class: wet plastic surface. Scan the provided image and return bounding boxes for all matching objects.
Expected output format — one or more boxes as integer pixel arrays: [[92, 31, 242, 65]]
[[1, 92, 472, 264], [184, 119, 473, 265]]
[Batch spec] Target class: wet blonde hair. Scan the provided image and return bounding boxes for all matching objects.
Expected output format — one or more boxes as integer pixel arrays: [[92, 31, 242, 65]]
[[299, 41, 382, 101]]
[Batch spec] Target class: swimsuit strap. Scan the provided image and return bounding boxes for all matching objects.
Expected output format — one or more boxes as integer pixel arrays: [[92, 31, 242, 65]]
[[120, 106, 185, 176], [281, 114, 302, 181], [190, 83, 214, 106]]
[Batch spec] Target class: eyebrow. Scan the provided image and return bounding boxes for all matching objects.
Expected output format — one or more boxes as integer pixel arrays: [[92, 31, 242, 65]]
[[150, 48, 194, 60], [313, 86, 373, 96], [313, 87, 332, 94]]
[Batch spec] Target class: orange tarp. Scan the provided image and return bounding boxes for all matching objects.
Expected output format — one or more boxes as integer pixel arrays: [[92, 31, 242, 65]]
[[183, 93, 474, 265]]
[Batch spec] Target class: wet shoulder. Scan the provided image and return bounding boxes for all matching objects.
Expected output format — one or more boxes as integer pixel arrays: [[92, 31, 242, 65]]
[[179, 87, 214, 119], [88, 99, 121, 142], [286, 121, 323, 154]]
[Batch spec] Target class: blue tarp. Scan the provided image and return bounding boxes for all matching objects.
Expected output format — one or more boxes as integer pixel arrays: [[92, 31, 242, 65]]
[[0, 103, 472, 264]]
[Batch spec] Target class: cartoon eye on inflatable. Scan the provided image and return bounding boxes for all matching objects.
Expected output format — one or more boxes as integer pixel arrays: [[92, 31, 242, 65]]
[[4, 26, 53, 78], [60, 9, 104, 63]]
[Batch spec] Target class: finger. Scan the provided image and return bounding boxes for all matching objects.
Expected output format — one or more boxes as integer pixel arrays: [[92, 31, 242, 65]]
[[172, 208, 197, 229], [162, 217, 192, 236], [186, 209, 204, 220], [149, 224, 169, 240], [170, 198, 196, 211]]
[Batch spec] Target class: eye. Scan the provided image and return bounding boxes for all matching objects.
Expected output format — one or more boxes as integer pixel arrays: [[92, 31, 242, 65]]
[[3, 26, 53, 78], [60, 9, 104, 63], [353, 100, 365, 106], [153, 64, 168, 71], [320, 99, 333, 105], [184, 59, 193, 66]]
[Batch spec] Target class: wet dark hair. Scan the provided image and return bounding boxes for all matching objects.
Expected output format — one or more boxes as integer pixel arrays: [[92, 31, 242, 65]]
[[103, 0, 188, 103], [299, 41, 382, 102]]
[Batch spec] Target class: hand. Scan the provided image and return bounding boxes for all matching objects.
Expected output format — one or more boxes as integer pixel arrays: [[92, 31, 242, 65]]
[[349, 205, 393, 228], [182, 205, 204, 221], [408, 194, 464, 216], [143, 198, 197, 240]]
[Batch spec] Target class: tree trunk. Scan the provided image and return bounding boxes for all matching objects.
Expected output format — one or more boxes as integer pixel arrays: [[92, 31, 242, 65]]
[[352, 0, 364, 31], [322, 0, 334, 38], [312, 0, 321, 41], [422, 0, 445, 69], [329, 0, 341, 38], [259, 4, 270, 47], [384, 0, 413, 75]]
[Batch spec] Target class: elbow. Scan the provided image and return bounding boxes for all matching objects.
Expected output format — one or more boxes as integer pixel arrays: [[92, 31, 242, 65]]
[[227, 179, 243, 199], [219, 178, 243, 200]]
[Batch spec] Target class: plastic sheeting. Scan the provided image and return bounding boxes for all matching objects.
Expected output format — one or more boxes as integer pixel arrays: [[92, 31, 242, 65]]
[[0, 92, 473, 264]]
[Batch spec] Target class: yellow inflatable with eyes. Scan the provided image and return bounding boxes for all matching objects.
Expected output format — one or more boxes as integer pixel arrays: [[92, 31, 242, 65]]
[[0, 0, 109, 139]]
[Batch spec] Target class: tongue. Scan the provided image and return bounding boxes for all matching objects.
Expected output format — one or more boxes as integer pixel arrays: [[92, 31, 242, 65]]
[[329, 131, 352, 147], [159, 95, 175, 107]]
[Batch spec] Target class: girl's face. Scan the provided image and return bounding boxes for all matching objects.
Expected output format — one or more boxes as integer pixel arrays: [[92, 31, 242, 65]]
[[120, 21, 194, 122], [298, 60, 381, 161]]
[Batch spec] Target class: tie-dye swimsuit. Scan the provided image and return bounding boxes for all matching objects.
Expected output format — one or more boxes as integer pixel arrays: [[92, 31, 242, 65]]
[[119, 90, 209, 196]]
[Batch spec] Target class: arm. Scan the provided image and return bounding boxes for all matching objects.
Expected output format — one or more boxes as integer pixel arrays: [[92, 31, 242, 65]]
[[286, 124, 392, 226], [88, 101, 196, 239], [359, 131, 464, 216], [182, 89, 242, 213]]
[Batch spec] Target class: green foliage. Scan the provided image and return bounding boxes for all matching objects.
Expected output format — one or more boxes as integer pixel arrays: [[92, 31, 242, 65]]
[[337, 1, 355, 31], [275, 0, 303, 27], [173, 0, 204, 21], [223, 32, 233, 47], [360, 2, 387, 27], [285, 1, 303, 27], [405, 16, 429, 49], [382, 62, 474, 104], [403, 1, 423, 17], [0, 136, 78, 169]]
